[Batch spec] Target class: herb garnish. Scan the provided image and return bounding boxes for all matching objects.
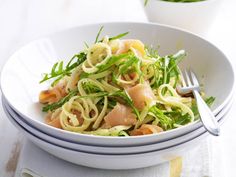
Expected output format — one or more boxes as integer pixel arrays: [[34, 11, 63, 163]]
[[95, 26, 104, 43], [94, 26, 129, 43], [40, 52, 86, 86], [149, 106, 173, 130]]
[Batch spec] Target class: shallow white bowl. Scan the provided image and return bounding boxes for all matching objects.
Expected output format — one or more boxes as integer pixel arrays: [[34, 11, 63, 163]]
[[1, 22, 234, 146], [2, 96, 233, 154], [4, 108, 216, 170], [143, 0, 222, 35]]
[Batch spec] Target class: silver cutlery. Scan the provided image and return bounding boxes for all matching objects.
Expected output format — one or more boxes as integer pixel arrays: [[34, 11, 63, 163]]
[[178, 69, 220, 136]]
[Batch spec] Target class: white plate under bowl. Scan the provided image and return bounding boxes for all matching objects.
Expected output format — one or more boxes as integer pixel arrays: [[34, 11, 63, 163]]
[[1, 22, 234, 146], [3, 96, 233, 155]]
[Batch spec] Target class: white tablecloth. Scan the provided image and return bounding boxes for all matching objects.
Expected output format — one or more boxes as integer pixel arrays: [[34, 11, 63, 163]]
[[15, 138, 214, 177]]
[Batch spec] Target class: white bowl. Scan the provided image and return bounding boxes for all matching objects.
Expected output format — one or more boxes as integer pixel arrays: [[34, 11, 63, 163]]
[[4, 103, 212, 170], [143, 0, 222, 35], [1, 22, 234, 146], [2, 95, 233, 154]]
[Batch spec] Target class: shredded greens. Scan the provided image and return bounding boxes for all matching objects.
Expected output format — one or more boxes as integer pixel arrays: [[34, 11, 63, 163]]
[[96, 26, 129, 42], [109, 32, 129, 41], [149, 106, 173, 130], [97, 53, 130, 72], [146, 48, 186, 89], [95, 26, 104, 43], [40, 52, 86, 86]]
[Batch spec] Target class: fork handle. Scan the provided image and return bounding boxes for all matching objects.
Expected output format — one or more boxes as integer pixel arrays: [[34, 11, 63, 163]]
[[193, 90, 220, 136]]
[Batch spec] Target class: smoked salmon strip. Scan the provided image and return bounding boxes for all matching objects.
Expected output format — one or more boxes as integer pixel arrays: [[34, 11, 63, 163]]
[[39, 81, 67, 104], [130, 124, 163, 136], [104, 103, 137, 127], [127, 82, 156, 110]]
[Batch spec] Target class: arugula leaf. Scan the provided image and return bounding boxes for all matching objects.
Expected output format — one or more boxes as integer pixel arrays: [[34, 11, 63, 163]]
[[165, 109, 191, 126], [167, 58, 180, 88], [149, 106, 173, 130], [118, 55, 139, 74], [96, 53, 130, 72], [205, 96, 215, 106], [79, 72, 90, 79], [42, 89, 79, 112], [150, 50, 185, 89], [95, 26, 104, 43], [107, 99, 117, 108], [40, 52, 86, 86], [82, 82, 102, 94], [95, 26, 129, 43], [149, 63, 161, 88], [66, 52, 87, 71], [109, 32, 129, 41], [97, 98, 117, 109]]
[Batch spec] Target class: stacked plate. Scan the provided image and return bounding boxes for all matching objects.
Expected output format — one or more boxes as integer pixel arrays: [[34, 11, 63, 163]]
[[1, 23, 235, 170]]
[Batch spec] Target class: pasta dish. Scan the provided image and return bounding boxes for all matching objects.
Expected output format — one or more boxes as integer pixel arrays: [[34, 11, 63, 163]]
[[39, 27, 214, 136]]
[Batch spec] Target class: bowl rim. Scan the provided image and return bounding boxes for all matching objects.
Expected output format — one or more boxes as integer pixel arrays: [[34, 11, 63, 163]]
[[3, 95, 232, 154], [3, 94, 233, 147], [9, 106, 228, 157], [4, 101, 214, 156], [1, 22, 235, 141]]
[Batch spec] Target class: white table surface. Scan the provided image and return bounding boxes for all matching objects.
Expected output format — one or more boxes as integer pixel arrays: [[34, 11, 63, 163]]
[[0, 0, 235, 176]]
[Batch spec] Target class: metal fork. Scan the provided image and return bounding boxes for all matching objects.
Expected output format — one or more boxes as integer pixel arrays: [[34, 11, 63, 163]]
[[178, 69, 220, 136]]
